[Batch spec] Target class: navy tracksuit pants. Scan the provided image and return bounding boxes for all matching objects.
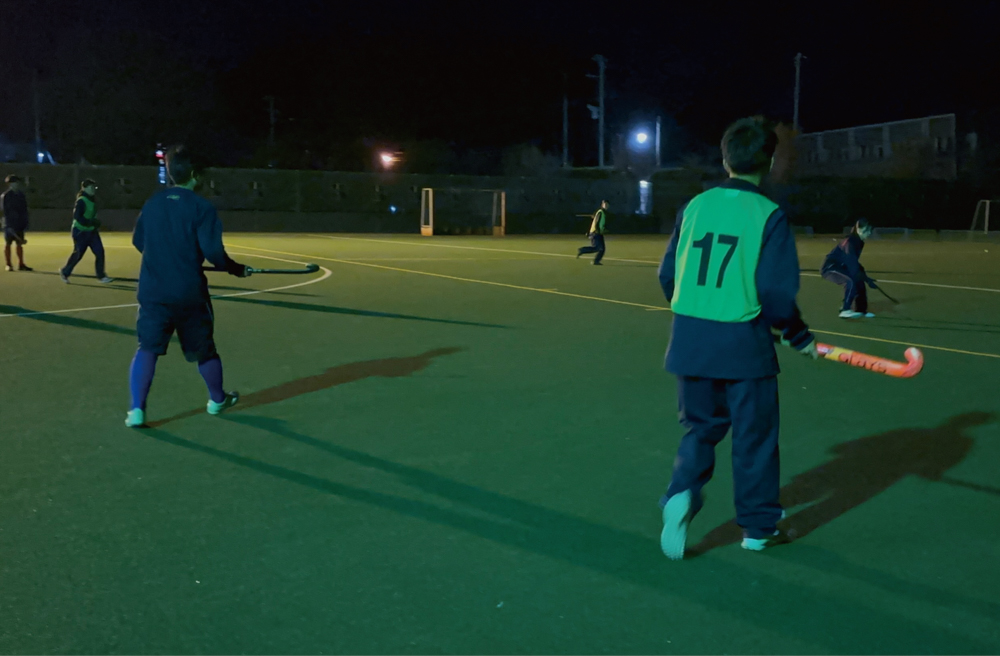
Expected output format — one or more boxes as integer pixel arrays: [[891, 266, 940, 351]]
[[821, 264, 867, 313], [61, 228, 106, 278], [663, 375, 783, 539], [578, 233, 606, 263]]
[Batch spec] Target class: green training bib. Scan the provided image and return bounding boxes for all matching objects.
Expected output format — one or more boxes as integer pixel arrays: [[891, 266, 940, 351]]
[[670, 187, 777, 323]]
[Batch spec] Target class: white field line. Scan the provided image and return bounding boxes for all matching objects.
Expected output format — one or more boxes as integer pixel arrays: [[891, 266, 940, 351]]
[[311, 234, 1000, 294], [0, 252, 330, 319]]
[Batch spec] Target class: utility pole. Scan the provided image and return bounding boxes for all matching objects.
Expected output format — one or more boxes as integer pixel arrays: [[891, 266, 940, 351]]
[[593, 55, 606, 167], [562, 73, 569, 168], [33, 68, 42, 163], [793, 53, 805, 133], [586, 55, 607, 167], [655, 116, 662, 169], [265, 95, 277, 147]]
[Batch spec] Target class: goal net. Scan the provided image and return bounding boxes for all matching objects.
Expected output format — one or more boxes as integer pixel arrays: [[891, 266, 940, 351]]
[[420, 188, 506, 236], [970, 199, 998, 233]]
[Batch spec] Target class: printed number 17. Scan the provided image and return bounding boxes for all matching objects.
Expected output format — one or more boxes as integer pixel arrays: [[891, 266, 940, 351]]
[[692, 232, 740, 287]]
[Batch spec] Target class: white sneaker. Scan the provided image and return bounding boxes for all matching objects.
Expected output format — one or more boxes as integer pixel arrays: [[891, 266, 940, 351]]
[[863, 312, 875, 318], [207, 391, 239, 415], [660, 490, 692, 561], [98, 276, 114, 283], [59, 271, 69, 283], [125, 408, 146, 428], [839, 310, 863, 319], [741, 510, 790, 551]]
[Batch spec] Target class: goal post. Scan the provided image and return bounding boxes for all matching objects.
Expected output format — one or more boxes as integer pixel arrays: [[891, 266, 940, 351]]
[[971, 199, 996, 234], [419, 187, 506, 236]]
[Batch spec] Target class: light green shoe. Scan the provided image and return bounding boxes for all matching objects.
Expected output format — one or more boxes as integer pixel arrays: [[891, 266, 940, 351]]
[[660, 490, 692, 561], [741, 511, 791, 551], [741, 530, 792, 551], [207, 391, 239, 416], [125, 408, 146, 428]]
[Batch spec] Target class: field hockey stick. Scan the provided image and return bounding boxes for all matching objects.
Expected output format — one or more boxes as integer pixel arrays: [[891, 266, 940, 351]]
[[816, 341, 923, 378], [869, 280, 900, 304], [203, 263, 320, 274]]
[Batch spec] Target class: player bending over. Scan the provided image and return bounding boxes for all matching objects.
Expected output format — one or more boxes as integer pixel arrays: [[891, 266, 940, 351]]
[[125, 145, 250, 428], [657, 117, 817, 560], [821, 218, 877, 319]]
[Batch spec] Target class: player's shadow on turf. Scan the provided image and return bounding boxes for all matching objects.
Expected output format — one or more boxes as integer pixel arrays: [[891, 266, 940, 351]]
[[146, 347, 463, 427], [0, 304, 136, 336], [216, 295, 507, 328], [687, 411, 994, 557], [136, 420, 1000, 651]]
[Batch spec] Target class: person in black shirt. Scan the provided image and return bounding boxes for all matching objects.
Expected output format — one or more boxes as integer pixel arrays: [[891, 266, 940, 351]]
[[2, 175, 32, 271], [125, 146, 250, 428]]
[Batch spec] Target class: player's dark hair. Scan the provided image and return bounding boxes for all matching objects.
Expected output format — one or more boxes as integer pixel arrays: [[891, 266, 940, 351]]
[[80, 178, 97, 189], [5, 174, 21, 184], [721, 117, 778, 175], [165, 145, 203, 185], [853, 218, 872, 234]]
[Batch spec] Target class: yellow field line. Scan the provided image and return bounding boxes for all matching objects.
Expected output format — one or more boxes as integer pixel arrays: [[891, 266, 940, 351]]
[[310, 234, 1000, 293], [808, 328, 1000, 359], [235, 244, 1000, 360]]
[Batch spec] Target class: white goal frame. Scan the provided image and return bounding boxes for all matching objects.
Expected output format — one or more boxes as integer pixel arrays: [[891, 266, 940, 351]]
[[420, 188, 506, 236], [971, 199, 997, 234]]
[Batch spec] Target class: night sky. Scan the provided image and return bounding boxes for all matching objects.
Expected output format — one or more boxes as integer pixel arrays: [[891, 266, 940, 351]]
[[2, 0, 998, 167]]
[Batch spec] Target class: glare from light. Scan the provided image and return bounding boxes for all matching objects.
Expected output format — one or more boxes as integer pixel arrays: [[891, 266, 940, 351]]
[[635, 132, 649, 144], [36, 151, 44, 163], [389, 205, 398, 213], [639, 180, 650, 188]]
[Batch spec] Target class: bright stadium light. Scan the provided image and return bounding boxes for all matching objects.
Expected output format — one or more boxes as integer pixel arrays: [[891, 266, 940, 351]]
[[632, 129, 651, 150], [380, 151, 401, 169]]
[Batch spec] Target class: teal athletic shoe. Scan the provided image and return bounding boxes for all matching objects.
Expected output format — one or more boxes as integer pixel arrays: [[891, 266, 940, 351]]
[[207, 392, 240, 416], [125, 408, 146, 428], [660, 490, 693, 561]]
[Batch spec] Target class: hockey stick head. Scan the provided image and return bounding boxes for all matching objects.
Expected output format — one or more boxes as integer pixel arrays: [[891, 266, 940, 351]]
[[900, 347, 924, 378], [305, 263, 320, 273]]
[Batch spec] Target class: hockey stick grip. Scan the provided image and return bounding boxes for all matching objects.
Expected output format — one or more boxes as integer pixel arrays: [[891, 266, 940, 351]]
[[815, 342, 923, 378]]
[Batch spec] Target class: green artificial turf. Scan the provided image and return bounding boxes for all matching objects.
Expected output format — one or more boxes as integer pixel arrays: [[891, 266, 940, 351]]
[[0, 232, 998, 654]]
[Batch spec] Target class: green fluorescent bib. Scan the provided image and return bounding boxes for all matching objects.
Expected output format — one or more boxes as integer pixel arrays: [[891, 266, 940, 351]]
[[670, 187, 777, 323], [73, 195, 96, 231]]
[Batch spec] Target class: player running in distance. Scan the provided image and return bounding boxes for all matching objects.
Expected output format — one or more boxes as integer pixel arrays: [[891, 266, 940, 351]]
[[577, 200, 609, 265]]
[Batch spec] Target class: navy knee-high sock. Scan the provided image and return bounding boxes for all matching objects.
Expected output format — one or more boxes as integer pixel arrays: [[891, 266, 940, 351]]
[[129, 348, 158, 410], [198, 356, 226, 403]]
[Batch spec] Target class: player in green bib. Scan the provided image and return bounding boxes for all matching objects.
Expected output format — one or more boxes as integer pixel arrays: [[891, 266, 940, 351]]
[[656, 117, 817, 559], [576, 200, 609, 265], [60, 179, 112, 283]]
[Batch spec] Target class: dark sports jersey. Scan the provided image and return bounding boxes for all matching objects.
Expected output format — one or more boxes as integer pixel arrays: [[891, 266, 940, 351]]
[[1, 189, 28, 232], [658, 178, 812, 379], [822, 233, 866, 280], [132, 187, 231, 305]]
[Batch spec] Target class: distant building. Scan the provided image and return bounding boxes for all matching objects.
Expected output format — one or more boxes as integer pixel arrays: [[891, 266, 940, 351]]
[[795, 114, 957, 180]]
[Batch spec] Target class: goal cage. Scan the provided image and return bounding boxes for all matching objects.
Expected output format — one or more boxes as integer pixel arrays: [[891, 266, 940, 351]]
[[971, 199, 999, 234], [420, 188, 506, 236]]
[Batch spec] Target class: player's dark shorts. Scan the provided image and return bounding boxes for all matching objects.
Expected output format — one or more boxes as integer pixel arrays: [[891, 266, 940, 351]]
[[137, 301, 218, 362], [3, 228, 26, 245]]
